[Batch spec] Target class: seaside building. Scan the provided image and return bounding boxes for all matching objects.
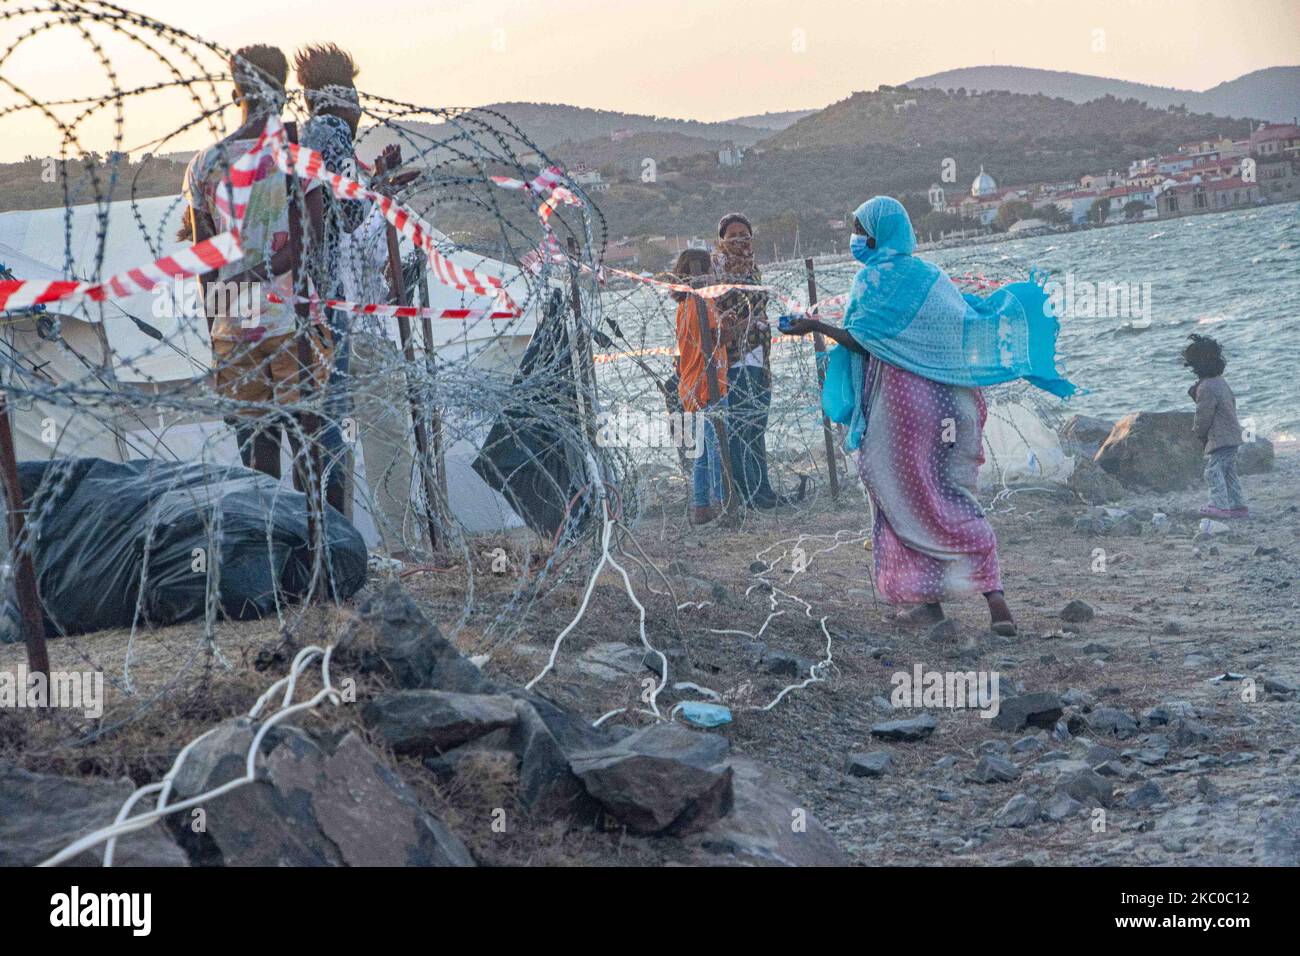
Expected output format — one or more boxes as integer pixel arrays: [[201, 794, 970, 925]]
[[1155, 154, 1198, 175], [1254, 158, 1299, 200], [1177, 136, 1245, 163], [970, 165, 998, 198], [1048, 190, 1101, 224], [1080, 170, 1124, 190], [1097, 185, 1156, 219], [1249, 122, 1300, 158], [1154, 177, 1260, 217], [953, 167, 1034, 226]]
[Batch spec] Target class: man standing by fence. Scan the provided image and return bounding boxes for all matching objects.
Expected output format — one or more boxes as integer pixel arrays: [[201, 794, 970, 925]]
[[183, 44, 334, 497]]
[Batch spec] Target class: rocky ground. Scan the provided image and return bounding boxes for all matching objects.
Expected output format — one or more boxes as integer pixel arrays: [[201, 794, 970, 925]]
[[473, 437, 1299, 865], [2, 423, 1297, 867]]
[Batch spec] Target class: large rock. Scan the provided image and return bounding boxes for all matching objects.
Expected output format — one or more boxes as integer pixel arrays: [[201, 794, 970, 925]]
[[1059, 768, 1115, 809], [1094, 411, 1203, 491], [1085, 707, 1139, 740], [870, 713, 937, 741], [1067, 455, 1127, 505], [994, 793, 1041, 828], [570, 723, 733, 836], [990, 692, 1063, 733], [335, 582, 490, 694], [576, 642, 646, 681], [507, 698, 598, 820], [686, 757, 849, 866], [168, 718, 474, 866], [362, 689, 518, 756], [0, 764, 188, 867], [1060, 414, 1117, 461], [1238, 437, 1275, 475]]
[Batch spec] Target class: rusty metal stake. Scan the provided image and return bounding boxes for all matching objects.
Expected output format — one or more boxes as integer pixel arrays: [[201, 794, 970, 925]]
[[0, 391, 48, 687]]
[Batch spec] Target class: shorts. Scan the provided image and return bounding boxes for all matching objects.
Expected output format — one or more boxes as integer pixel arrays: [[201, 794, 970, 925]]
[[211, 328, 333, 418]]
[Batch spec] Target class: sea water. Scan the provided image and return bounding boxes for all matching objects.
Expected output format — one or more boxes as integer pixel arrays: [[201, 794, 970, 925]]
[[598, 202, 1299, 444]]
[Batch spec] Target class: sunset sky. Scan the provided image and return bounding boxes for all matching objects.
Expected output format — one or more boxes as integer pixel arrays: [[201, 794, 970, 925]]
[[1, 0, 1297, 160]]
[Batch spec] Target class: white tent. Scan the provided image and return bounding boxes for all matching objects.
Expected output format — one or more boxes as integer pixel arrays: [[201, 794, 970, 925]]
[[1, 195, 544, 547], [978, 400, 1075, 489]]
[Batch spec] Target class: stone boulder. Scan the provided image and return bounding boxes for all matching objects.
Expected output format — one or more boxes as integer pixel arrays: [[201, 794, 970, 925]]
[[334, 582, 490, 694], [1067, 455, 1127, 505], [0, 764, 188, 867], [570, 723, 733, 836], [168, 717, 474, 866], [1095, 411, 1204, 491], [1238, 437, 1275, 475], [990, 692, 1064, 732], [507, 698, 599, 820], [870, 713, 938, 741], [686, 757, 849, 866], [362, 689, 518, 756], [1060, 414, 1116, 461]]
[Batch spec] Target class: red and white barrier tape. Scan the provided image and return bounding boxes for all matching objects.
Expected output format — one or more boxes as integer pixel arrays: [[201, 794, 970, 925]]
[[0, 114, 548, 318]]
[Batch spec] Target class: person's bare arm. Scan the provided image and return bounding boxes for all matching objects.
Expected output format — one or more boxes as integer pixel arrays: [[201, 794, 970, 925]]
[[781, 317, 868, 355]]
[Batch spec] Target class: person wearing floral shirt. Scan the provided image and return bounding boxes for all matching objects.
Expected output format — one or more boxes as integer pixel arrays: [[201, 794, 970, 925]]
[[183, 44, 333, 497]]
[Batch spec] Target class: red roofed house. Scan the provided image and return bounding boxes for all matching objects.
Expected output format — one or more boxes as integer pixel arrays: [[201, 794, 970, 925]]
[[1249, 122, 1300, 158]]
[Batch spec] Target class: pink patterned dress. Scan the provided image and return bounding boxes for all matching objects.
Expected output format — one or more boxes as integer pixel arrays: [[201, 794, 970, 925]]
[[855, 355, 1002, 604]]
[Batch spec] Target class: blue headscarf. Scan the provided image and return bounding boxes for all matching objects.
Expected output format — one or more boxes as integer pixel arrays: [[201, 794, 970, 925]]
[[825, 196, 1075, 450]]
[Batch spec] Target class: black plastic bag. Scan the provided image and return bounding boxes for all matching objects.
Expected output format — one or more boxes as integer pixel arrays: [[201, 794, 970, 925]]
[[2, 457, 367, 638]]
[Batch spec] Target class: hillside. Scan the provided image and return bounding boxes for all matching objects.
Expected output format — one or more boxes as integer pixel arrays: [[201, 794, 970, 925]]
[[720, 109, 818, 131], [767, 86, 1253, 150], [551, 130, 731, 176], [905, 65, 1300, 123], [464, 101, 768, 150], [0, 154, 188, 214]]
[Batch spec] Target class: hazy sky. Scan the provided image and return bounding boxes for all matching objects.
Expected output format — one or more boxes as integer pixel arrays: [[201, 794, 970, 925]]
[[1, 0, 1297, 159]]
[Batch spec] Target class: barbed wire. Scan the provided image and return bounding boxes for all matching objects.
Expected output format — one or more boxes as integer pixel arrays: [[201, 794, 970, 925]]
[[0, 0, 1069, 765]]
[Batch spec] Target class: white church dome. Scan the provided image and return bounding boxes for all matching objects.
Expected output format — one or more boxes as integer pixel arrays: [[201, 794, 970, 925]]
[[971, 165, 998, 198]]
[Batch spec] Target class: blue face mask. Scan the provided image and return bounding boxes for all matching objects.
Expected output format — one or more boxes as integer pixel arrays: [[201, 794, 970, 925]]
[[849, 233, 873, 263]]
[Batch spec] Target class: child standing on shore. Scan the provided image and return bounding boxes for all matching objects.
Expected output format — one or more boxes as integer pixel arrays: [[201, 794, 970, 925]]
[[1182, 334, 1249, 519]]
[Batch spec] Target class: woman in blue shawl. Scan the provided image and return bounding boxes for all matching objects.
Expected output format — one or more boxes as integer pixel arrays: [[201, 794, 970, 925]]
[[784, 197, 1074, 635]]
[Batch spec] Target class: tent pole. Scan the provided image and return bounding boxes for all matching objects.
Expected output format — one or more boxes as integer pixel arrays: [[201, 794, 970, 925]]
[[381, 154, 443, 554], [284, 120, 327, 601], [804, 257, 840, 499], [0, 391, 48, 690]]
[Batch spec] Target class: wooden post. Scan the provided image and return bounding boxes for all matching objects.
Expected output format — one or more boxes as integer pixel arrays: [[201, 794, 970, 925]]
[[283, 120, 326, 600], [381, 160, 443, 553], [804, 257, 840, 499], [0, 392, 48, 691]]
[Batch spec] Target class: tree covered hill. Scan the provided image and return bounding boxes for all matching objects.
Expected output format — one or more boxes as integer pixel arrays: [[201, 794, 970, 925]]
[[767, 85, 1253, 150], [905, 65, 1300, 124]]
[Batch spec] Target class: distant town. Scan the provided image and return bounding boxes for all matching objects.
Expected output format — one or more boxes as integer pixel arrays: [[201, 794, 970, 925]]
[[593, 118, 1300, 269], [929, 120, 1300, 231]]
